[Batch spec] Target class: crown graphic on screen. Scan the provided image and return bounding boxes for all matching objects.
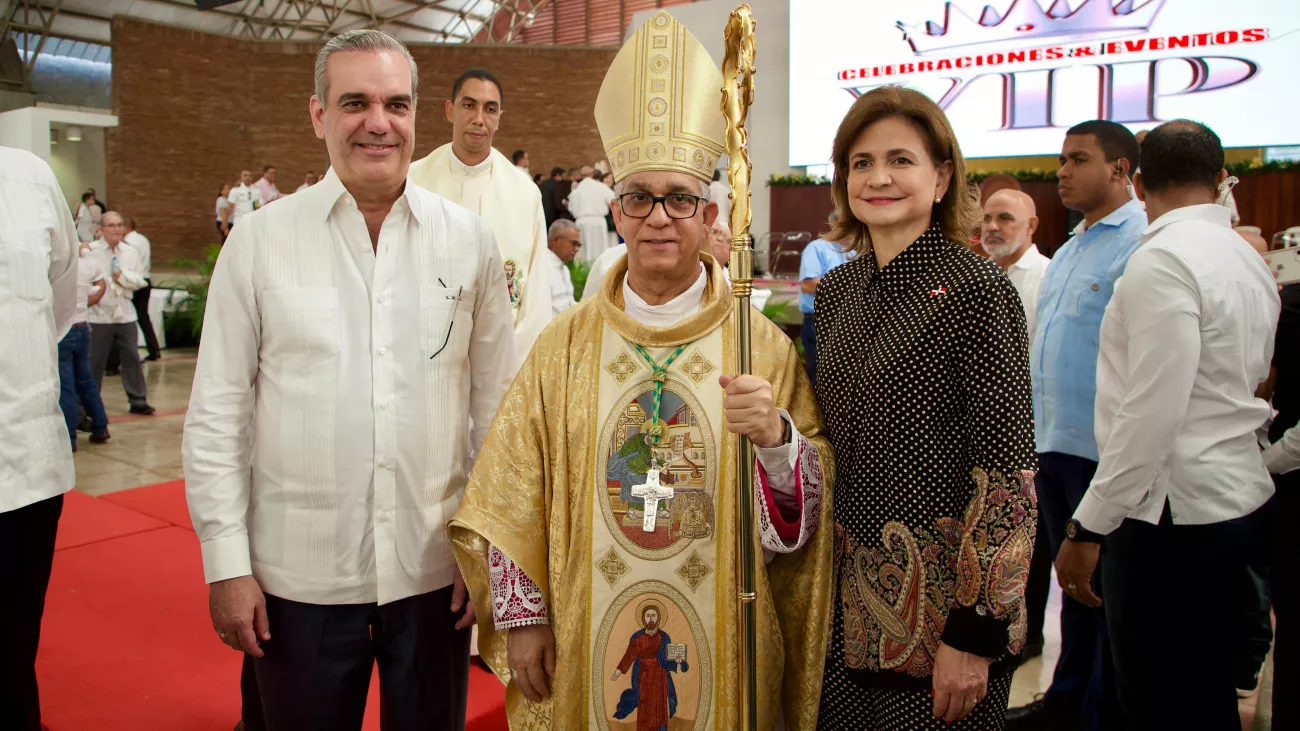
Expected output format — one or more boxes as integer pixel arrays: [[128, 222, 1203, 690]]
[[897, 0, 1166, 56]]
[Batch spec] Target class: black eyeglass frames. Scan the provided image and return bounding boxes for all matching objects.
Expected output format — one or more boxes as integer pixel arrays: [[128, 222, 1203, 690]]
[[615, 192, 709, 219]]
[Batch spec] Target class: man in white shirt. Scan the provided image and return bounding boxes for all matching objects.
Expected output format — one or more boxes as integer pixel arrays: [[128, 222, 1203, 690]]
[[581, 241, 626, 303], [123, 218, 160, 361], [0, 145, 79, 730], [58, 243, 111, 450], [1055, 120, 1279, 728], [295, 170, 318, 193], [409, 69, 552, 361], [88, 212, 155, 416], [544, 220, 580, 317], [253, 165, 281, 205], [183, 30, 516, 730], [708, 168, 731, 228], [980, 189, 1050, 337], [565, 165, 616, 263], [226, 170, 265, 233]]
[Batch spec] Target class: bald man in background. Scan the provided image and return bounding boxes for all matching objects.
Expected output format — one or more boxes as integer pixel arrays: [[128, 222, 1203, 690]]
[[981, 188, 1053, 664], [982, 189, 1051, 337]]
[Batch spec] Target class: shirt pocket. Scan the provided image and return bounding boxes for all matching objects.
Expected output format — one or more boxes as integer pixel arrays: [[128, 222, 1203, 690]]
[[2, 228, 52, 303], [421, 285, 476, 365], [261, 288, 340, 401], [1069, 277, 1107, 322]]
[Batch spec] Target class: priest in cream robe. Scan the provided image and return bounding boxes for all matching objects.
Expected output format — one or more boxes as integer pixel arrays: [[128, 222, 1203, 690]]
[[410, 68, 552, 358], [568, 167, 617, 264], [449, 12, 834, 730]]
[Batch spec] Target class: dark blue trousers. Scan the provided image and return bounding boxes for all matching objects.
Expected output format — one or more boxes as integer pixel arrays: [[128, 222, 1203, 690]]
[[57, 323, 108, 447], [251, 585, 471, 731], [1036, 452, 1119, 731], [1103, 504, 1253, 730], [801, 314, 818, 387]]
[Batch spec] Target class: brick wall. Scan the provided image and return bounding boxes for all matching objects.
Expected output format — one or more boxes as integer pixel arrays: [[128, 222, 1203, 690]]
[[108, 17, 617, 266]]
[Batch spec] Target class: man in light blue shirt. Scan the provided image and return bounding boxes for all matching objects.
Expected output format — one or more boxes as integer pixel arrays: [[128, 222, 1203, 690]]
[[1007, 121, 1144, 731], [799, 211, 851, 386]]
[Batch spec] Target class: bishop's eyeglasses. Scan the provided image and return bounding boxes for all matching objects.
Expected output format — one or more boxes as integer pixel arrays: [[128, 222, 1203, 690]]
[[616, 192, 709, 219]]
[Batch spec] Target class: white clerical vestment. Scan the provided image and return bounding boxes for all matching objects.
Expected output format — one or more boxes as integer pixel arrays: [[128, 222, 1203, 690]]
[[409, 145, 552, 359], [567, 177, 617, 264]]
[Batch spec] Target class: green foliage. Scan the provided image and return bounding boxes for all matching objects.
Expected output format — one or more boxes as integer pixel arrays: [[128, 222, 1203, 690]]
[[1226, 158, 1300, 176], [158, 243, 222, 346], [761, 297, 795, 324], [617, 432, 652, 474], [771, 160, 1300, 186], [768, 174, 832, 187], [568, 258, 593, 301], [967, 168, 1057, 183]]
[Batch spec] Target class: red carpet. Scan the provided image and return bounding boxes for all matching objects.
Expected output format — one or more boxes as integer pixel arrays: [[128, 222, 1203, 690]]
[[38, 481, 508, 730]]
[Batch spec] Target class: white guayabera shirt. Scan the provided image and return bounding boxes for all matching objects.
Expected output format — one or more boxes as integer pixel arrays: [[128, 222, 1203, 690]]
[[183, 168, 518, 606], [0, 146, 79, 514]]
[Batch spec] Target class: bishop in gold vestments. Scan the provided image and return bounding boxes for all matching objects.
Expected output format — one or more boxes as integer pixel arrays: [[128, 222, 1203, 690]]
[[449, 11, 835, 731]]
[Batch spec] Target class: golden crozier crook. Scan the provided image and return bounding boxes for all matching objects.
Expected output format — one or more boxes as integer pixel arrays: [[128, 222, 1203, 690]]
[[721, 5, 759, 730]]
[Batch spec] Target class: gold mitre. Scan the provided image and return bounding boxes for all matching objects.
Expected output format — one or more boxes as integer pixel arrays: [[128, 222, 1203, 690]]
[[595, 10, 726, 185]]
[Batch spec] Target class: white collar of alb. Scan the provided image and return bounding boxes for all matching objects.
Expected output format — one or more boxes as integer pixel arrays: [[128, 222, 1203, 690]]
[[622, 263, 708, 328]]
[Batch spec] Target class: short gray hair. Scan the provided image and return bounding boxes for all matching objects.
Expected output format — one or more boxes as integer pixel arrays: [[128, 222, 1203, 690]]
[[548, 219, 579, 240], [314, 30, 418, 106]]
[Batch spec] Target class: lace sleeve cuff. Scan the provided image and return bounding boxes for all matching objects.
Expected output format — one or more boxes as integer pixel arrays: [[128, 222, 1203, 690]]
[[754, 434, 824, 553], [488, 544, 549, 631]]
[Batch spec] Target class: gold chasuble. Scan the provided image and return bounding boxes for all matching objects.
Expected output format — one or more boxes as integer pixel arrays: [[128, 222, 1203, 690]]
[[450, 255, 835, 729]]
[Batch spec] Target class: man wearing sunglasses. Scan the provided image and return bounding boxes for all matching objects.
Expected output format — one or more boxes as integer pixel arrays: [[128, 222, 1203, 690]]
[[447, 12, 834, 728]]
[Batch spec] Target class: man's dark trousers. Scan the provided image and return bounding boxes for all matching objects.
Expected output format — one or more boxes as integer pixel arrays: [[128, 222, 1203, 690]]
[[1104, 504, 1254, 730], [251, 585, 471, 730], [1035, 451, 1119, 730], [132, 279, 160, 359], [0, 494, 64, 731]]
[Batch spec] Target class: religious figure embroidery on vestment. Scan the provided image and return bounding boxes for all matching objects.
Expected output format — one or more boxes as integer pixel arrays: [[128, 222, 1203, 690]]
[[593, 580, 712, 731], [607, 350, 641, 384], [838, 467, 1037, 677], [597, 547, 632, 588], [675, 491, 713, 540], [504, 259, 521, 310], [598, 380, 716, 560], [674, 550, 713, 592], [680, 349, 716, 384]]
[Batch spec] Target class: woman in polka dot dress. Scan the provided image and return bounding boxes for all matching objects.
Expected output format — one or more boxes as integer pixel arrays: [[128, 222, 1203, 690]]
[[810, 87, 1038, 730]]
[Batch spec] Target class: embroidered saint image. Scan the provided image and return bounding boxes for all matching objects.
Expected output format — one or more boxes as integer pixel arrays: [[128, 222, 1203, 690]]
[[610, 600, 689, 731]]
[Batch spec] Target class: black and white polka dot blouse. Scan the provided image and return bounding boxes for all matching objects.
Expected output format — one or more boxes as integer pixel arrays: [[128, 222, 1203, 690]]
[[813, 224, 1038, 692]]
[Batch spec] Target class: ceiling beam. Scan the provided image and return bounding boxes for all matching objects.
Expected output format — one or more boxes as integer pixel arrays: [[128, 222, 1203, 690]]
[[139, 0, 464, 41]]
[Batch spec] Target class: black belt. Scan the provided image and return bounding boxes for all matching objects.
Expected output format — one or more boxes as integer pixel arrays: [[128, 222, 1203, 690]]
[[71, 322, 89, 329]]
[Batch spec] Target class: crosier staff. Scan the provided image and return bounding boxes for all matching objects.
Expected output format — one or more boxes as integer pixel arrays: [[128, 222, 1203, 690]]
[[720, 5, 758, 730]]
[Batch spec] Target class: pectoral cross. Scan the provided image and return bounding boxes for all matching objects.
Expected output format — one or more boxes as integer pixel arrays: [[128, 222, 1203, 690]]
[[630, 469, 674, 532]]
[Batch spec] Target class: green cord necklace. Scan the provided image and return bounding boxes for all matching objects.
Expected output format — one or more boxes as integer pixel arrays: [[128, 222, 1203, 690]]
[[633, 343, 690, 450]]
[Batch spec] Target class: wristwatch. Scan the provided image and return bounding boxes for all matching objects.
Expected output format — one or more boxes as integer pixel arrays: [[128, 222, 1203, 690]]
[[1064, 518, 1103, 543]]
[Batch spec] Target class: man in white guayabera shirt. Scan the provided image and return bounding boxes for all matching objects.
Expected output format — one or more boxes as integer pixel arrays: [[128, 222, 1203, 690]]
[[182, 30, 516, 730], [0, 145, 78, 731]]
